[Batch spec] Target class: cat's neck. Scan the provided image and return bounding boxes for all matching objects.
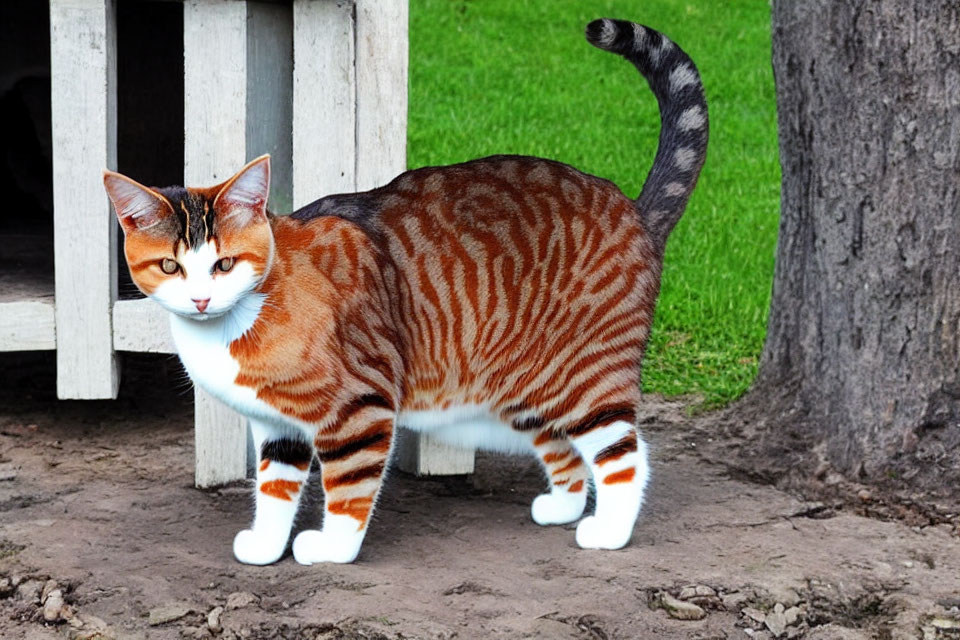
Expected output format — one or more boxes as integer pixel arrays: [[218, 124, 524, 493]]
[[169, 291, 267, 346]]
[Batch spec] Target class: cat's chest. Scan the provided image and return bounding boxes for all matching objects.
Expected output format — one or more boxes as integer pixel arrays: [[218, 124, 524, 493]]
[[169, 303, 288, 425]]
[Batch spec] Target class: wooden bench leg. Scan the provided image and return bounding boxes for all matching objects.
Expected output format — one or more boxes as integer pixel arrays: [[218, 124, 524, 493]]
[[50, 0, 120, 400], [184, 0, 293, 487]]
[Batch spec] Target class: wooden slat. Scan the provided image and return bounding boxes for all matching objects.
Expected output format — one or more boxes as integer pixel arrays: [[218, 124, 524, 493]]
[[354, 0, 408, 191], [50, 0, 120, 399], [184, 0, 260, 488], [247, 1, 293, 213], [292, 0, 356, 206], [0, 301, 56, 352], [112, 298, 175, 353], [355, 0, 474, 475], [395, 429, 476, 476]]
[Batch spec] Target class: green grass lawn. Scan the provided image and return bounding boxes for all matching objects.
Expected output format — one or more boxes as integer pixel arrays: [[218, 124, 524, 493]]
[[408, 0, 780, 408]]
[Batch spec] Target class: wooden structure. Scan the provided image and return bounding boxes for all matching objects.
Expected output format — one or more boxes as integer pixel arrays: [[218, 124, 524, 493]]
[[0, 0, 473, 487]]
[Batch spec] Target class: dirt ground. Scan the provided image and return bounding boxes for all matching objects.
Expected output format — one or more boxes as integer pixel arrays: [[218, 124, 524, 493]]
[[1, 353, 959, 640]]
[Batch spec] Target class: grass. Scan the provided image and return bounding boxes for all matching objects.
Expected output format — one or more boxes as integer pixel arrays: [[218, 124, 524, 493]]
[[408, 0, 780, 408]]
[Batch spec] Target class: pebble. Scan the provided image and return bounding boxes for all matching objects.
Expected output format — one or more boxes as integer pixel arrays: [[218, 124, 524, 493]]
[[207, 605, 224, 633], [765, 608, 787, 637], [784, 606, 801, 626], [226, 591, 260, 610], [42, 588, 66, 622], [148, 603, 193, 626], [15, 579, 44, 604], [657, 592, 706, 620], [0, 577, 13, 597], [857, 489, 872, 502], [679, 584, 716, 600], [743, 607, 767, 624], [41, 579, 59, 603]]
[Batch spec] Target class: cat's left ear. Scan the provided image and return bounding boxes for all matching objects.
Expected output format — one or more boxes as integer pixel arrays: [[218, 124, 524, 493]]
[[213, 154, 271, 228]]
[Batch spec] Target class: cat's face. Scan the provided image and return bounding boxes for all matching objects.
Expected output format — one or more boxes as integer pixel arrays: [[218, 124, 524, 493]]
[[103, 156, 274, 320]]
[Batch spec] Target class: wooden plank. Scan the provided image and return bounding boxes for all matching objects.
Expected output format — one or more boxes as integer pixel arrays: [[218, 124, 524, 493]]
[[50, 0, 120, 399], [0, 301, 56, 352], [354, 0, 408, 191], [194, 389, 249, 488], [183, 0, 251, 488], [292, 0, 356, 206], [395, 429, 476, 476], [355, 0, 473, 475], [112, 298, 175, 353], [247, 1, 293, 213]]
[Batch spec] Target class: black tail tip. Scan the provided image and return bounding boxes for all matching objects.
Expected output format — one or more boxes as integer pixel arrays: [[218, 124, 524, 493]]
[[585, 18, 639, 55]]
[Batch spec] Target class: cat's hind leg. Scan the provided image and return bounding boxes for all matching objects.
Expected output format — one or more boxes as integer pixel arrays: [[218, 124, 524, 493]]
[[233, 420, 313, 565], [529, 430, 590, 525], [567, 411, 649, 550], [293, 400, 394, 565]]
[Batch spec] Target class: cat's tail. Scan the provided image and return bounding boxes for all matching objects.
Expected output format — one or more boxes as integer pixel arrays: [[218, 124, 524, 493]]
[[585, 19, 709, 251]]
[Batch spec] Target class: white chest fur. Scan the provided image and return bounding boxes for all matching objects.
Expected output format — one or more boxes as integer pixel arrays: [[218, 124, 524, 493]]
[[168, 295, 310, 434]]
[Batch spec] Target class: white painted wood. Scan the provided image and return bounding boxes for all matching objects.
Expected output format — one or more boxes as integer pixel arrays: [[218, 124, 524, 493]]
[[194, 388, 249, 488], [395, 428, 476, 476], [50, 0, 119, 399], [292, 0, 356, 206], [247, 1, 293, 213], [355, 0, 408, 191], [112, 298, 175, 353], [0, 301, 56, 352], [185, 0, 296, 487], [356, 0, 473, 474], [183, 0, 248, 188]]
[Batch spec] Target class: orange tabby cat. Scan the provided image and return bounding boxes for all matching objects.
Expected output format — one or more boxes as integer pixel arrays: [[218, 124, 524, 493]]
[[102, 19, 707, 564]]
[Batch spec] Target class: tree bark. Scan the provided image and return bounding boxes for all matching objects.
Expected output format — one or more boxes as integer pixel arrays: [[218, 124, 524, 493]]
[[755, 0, 960, 498]]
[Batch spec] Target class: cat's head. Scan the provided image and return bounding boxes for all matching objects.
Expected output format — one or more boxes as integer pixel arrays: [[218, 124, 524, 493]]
[[103, 155, 274, 321]]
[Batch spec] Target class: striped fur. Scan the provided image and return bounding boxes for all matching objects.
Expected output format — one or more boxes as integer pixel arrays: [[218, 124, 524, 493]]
[[104, 19, 708, 563]]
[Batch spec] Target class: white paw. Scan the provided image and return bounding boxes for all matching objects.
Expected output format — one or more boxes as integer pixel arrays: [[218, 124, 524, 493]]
[[575, 515, 633, 550], [531, 491, 587, 525], [233, 529, 287, 565], [292, 529, 362, 565]]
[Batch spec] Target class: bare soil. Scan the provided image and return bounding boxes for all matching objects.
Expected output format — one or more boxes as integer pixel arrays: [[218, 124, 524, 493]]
[[1, 352, 959, 640]]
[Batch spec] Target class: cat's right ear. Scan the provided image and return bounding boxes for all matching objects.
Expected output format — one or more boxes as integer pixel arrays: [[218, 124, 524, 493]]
[[102, 170, 174, 234]]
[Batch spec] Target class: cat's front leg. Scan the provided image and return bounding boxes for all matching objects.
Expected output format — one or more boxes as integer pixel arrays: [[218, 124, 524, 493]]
[[233, 420, 313, 565], [293, 399, 395, 565]]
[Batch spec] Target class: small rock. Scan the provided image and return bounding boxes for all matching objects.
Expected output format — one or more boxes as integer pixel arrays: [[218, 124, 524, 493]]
[[931, 617, 960, 630], [695, 585, 716, 597], [765, 609, 788, 637], [902, 560, 914, 568], [679, 584, 716, 600], [857, 488, 871, 502], [743, 607, 767, 625], [148, 603, 192, 626], [0, 577, 13, 598], [768, 587, 801, 608], [41, 579, 59, 603], [15, 579, 43, 604], [773, 603, 784, 615], [207, 605, 224, 633], [678, 586, 697, 600], [784, 606, 801, 626], [225, 591, 260, 610], [721, 591, 749, 612], [0, 466, 16, 482], [658, 591, 706, 620], [42, 588, 66, 621]]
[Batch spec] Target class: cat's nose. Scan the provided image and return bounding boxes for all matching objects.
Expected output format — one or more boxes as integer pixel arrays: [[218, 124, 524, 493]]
[[192, 298, 210, 313]]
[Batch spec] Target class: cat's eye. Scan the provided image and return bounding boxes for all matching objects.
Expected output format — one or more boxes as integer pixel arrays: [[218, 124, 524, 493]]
[[216, 257, 236, 273], [160, 258, 179, 274]]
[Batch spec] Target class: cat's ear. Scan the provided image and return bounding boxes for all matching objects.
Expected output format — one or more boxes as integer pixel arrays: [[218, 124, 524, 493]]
[[213, 154, 271, 228], [103, 171, 175, 234]]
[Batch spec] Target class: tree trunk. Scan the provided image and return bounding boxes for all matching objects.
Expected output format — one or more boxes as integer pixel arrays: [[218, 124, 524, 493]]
[[755, 0, 960, 499]]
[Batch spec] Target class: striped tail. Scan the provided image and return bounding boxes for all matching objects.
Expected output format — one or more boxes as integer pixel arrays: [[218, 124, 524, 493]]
[[586, 18, 709, 251]]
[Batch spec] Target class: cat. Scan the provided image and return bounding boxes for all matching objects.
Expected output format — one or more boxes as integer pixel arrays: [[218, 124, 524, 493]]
[[102, 18, 707, 565]]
